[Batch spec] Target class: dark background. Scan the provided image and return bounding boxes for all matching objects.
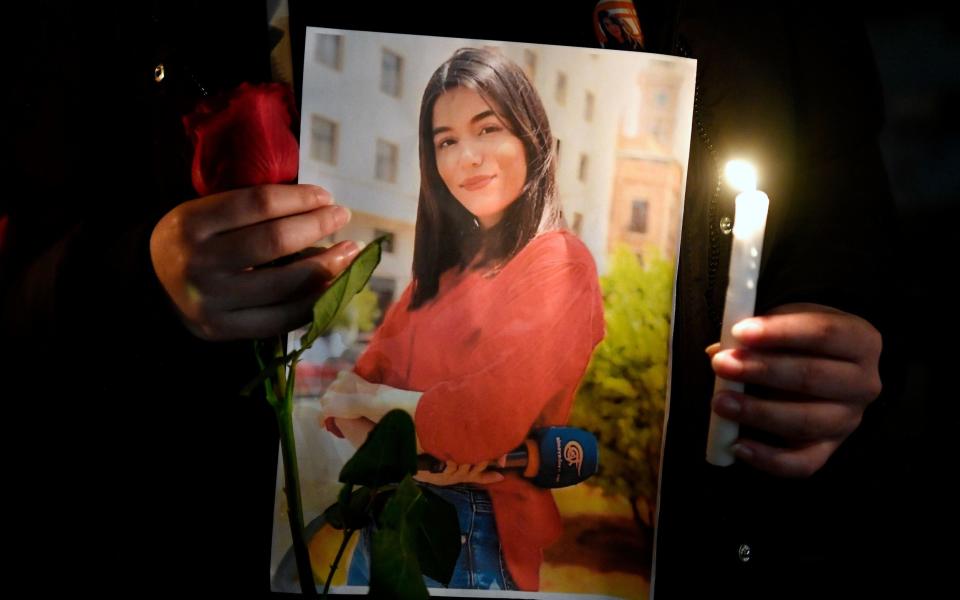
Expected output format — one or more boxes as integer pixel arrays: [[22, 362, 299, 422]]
[[862, 7, 958, 586]]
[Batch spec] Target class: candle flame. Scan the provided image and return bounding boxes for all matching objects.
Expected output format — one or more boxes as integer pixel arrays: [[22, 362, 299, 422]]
[[725, 160, 758, 192]]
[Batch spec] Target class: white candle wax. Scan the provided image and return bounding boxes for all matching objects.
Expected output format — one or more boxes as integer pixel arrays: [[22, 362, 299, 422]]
[[706, 188, 770, 466]]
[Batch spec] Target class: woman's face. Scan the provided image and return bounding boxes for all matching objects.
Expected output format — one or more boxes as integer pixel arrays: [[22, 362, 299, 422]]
[[432, 87, 527, 230]]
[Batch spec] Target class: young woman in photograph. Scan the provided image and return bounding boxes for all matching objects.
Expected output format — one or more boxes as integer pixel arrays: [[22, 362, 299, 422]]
[[320, 47, 605, 592]]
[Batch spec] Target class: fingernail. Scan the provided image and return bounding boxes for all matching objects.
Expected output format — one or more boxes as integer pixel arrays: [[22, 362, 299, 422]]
[[313, 186, 334, 205], [713, 350, 744, 375], [732, 443, 754, 460], [705, 342, 721, 356], [732, 319, 763, 340], [342, 241, 360, 260], [714, 393, 741, 416], [335, 205, 351, 226]]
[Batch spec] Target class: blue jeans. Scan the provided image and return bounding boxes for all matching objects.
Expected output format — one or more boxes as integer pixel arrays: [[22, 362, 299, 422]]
[[346, 483, 517, 591]]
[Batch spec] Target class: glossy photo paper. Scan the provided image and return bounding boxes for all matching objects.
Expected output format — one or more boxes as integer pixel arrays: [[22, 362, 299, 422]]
[[270, 25, 695, 599]]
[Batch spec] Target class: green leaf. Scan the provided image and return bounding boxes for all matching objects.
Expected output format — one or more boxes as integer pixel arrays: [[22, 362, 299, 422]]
[[319, 483, 355, 532], [344, 486, 372, 530], [338, 409, 417, 488], [338, 482, 354, 508], [370, 475, 429, 600], [322, 500, 345, 531], [331, 287, 383, 333], [301, 237, 384, 349], [415, 487, 461, 585]]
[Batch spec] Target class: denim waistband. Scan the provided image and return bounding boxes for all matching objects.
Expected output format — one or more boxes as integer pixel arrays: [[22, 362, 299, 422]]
[[420, 482, 494, 513]]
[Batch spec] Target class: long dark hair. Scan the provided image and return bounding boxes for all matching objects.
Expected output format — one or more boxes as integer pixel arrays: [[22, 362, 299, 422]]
[[410, 47, 561, 309]]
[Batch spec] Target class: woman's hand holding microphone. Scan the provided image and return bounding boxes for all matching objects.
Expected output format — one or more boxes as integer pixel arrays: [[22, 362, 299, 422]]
[[319, 371, 503, 485]]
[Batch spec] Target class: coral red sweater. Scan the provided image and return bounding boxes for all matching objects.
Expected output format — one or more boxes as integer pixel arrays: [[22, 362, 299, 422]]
[[353, 230, 604, 591]]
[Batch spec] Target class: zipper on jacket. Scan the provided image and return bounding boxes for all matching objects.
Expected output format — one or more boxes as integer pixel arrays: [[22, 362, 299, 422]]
[[677, 38, 724, 330]]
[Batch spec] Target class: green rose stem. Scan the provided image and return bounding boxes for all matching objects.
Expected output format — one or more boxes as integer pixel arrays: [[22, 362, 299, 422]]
[[259, 335, 317, 596], [323, 528, 356, 596], [246, 238, 385, 597]]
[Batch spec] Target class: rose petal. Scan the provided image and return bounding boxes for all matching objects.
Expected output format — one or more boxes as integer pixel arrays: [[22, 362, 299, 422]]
[[183, 82, 299, 197]]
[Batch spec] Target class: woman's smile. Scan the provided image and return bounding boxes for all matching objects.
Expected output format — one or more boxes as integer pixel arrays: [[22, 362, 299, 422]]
[[461, 174, 497, 191]]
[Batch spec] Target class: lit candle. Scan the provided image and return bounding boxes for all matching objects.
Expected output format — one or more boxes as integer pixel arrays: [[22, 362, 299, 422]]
[[706, 160, 770, 466]]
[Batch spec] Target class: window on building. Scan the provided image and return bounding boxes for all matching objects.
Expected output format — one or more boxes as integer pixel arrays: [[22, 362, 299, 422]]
[[315, 33, 342, 70], [630, 199, 649, 233], [523, 50, 537, 80], [310, 115, 337, 165], [578, 154, 589, 182], [375, 139, 398, 183], [380, 49, 403, 97], [555, 72, 567, 105], [585, 92, 595, 121], [374, 229, 395, 253]]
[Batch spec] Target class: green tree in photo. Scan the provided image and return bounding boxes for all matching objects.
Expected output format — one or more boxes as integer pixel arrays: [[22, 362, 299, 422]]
[[331, 287, 382, 334], [570, 245, 673, 530]]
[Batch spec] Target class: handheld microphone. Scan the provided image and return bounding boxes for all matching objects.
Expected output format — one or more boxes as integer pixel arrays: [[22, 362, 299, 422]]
[[416, 427, 599, 488]]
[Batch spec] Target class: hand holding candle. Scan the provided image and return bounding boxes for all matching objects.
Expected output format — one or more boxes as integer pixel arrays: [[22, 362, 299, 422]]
[[704, 162, 883, 476], [707, 303, 883, 477], [706, 161, 769, 466]]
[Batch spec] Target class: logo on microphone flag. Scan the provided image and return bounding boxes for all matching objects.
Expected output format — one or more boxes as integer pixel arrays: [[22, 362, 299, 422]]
[[564, 440, 584, 476]]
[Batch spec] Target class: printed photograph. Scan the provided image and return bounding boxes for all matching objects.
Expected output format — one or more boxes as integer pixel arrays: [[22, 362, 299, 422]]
[[270, 27, 696, 599]]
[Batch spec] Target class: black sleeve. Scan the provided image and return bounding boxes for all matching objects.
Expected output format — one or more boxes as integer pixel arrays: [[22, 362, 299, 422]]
[[2, 0, 273, 372], [2, 5, 281, 593], [2, 3, 204, 380]]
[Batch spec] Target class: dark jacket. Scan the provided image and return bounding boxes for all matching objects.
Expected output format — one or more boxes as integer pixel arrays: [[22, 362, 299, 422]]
[[655, 6, 902, 599], [3, 2, 901, 597], [4, 1, 280, 595]]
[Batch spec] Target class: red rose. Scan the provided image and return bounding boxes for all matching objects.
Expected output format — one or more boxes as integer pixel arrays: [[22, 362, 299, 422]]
[[183, 82, 299, 197]]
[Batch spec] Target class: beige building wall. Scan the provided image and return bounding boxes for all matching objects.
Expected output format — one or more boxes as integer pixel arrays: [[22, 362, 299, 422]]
[[607, 152, 682, 263], [607, 61, 688, 263]]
